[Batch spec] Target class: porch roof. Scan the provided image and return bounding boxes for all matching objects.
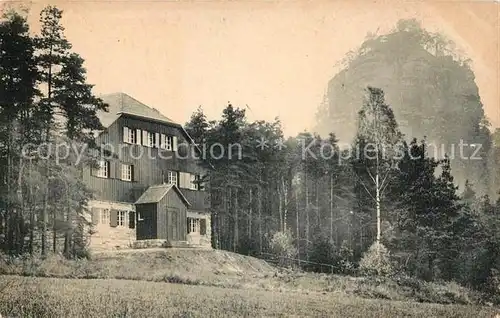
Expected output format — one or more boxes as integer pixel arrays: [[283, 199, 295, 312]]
[[134, 184, 191, 207]]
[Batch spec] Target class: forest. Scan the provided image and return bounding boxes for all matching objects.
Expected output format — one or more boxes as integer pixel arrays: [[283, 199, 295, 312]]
[[0, 5, 499, 301], [185, 86, 500, 296], [0, 7, 107, 257]]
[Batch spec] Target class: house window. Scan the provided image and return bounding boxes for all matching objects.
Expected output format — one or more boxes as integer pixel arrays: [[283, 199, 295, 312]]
[[121, 164, 134, 181], [123, 127, 137, 144], [100, 209, 110, 225], [160, 134, 173, 150], [179, 172, 189, 189], [96, 160, 109, 178], [190, 174, 197, 190], [166, 136, 173, 150], [146, 131, 155, 148], [167, 170, 178, 186], [117, 210, 127, 227], [179, 172, 199, 190], [196, 175, 205, 191], [187, 218, 200, 234]]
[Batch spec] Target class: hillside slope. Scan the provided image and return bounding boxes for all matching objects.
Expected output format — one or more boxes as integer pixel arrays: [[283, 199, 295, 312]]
[[91, 248, 274, 282], [0, 248, 494, 306]]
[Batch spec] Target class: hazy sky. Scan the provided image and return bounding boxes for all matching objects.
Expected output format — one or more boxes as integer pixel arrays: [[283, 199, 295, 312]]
[[9, 0, 500, 136]]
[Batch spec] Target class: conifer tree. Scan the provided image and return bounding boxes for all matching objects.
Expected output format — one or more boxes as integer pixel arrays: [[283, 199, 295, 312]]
[[185, 106, 209, 146], [0, 10, 39, 253]]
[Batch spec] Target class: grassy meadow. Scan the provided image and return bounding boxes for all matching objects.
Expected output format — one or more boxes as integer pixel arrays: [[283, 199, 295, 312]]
[[0, 249, 498, 317], [0, 275, 497, 318]]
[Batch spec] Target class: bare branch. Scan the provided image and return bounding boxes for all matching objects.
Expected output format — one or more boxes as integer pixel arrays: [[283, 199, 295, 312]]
[[380, 169, 392, 191], [366, 167, 377, 184], [352, 171, 376, 201]]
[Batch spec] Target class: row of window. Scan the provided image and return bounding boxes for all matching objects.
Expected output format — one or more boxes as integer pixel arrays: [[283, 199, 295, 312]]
[[123, 126, 178, 151], [92, 208, 137, 228], [166, 171, 201, 191], [92, 208, 207, 235], [94, 161, 202, 190], [95, 161, 134, 182]]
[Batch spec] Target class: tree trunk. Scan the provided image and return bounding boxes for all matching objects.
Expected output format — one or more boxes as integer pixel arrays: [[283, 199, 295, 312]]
[[28, 158, 34, 255], [222, 186, 227, 251], [376, 173, 381, 245], [278, 182, 283, 232], [6, 126, 13, 252], [295, 187, 300, 262], [248, 188, 252, 240], [40, 128, 52, 257], [233, 189, 238, 253], [64, 181, 71, 258], [16, 156, 24, 254], [316, 180, 320, 228], [52, 215, 57, 253], [41, 182, 49, 256], [258, 185, 262, 253], [42, 46, 53, 257], [305, 169, 310, 258], [330, 174, 334, 242], [282, 176, 288, 232]]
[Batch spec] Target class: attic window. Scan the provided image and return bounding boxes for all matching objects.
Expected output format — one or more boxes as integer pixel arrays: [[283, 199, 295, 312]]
[[160, 134, 178, 151], [147, 132, 155, 148], [123, 127, 137, 144], [160, 134, 172, 150]]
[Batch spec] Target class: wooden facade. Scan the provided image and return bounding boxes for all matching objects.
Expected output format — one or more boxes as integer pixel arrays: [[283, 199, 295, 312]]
[[84, 93, 211, 249], [83, 115, 209, 209], [135, 185, 188, 241]]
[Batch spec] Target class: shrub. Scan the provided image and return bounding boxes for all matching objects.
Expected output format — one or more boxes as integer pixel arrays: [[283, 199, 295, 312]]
[[269, 230, 297, 267], [307, 235, 337, 273], [359, 242, 394, 277]]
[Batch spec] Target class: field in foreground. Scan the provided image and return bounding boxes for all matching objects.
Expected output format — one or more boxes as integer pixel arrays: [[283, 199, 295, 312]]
[[0, 275, 497, 318], [1, 249, 498, 306]]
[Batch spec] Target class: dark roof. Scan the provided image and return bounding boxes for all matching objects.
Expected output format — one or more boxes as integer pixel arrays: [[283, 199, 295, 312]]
[[135, 184, 191, 206], [98, 92, 177, 128], [94, 92, 215, 171]]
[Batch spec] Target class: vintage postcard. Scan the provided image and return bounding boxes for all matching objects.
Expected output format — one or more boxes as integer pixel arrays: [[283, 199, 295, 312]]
[[0, 0, 499, 317]]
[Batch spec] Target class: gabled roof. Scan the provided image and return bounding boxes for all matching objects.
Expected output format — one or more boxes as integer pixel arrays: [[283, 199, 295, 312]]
[[135, 184, 191, 207], [98, 92, 177, 128], [95, 92, 215, 171]]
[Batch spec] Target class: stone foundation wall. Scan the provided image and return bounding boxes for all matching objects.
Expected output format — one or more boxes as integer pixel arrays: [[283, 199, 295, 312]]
[[89, 224, 135, 251], [86, 200, 136, 251], [132, 239, 168, 249], [186, 211, 212, 248], [85, 201, 213, 251]]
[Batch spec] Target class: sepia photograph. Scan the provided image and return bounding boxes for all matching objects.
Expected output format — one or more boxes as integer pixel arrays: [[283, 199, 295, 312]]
[[0, 0, 499, 317]]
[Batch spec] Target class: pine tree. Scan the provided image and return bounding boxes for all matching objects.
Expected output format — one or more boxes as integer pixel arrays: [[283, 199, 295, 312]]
[[0, 10, 39, 253], [52, 52, 107, 256], [53, 52, 107, 143], [461, 180, 477, 207], [34, 5, 73, 255], [185, 106, 209, 146], [433, 156, 464, 280], [35, 5, 71, 136], [30, 5, 106, 256]]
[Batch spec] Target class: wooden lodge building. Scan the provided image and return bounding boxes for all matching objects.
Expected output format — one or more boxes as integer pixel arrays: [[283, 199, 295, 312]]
[[83, 93, 211, 250]]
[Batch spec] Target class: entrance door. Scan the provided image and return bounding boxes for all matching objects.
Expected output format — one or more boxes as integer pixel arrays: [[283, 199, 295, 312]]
[[168, 207, 179, 241]]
